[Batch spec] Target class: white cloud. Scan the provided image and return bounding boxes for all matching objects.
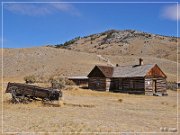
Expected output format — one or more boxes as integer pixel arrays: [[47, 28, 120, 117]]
[[161, 4, 180, 21], [4, 2, 81, 16], [50, 3, 81, 16], [4, 4, 51, 16]]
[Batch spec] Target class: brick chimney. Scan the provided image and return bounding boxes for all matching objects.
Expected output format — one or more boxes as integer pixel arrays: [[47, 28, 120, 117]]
[[139, 58, 143, 66]]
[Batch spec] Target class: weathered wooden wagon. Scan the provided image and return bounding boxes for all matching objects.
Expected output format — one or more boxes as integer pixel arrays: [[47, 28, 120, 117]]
[[88, 59, 167, 96], [6, 82, 63, 103]]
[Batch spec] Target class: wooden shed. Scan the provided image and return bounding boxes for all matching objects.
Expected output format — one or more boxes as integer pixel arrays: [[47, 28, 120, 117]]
[[88, 59, 167, 96], [68, 76, 88, 87]]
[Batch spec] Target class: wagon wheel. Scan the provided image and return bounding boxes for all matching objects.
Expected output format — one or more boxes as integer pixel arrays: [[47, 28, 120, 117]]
[[25, 95, 34, 102], [9, 86, 27, 103], [42, 98, 49, 102], [8, 86, 18, 93], [20, 96, 31, 104], [8, 86, 20, 103]]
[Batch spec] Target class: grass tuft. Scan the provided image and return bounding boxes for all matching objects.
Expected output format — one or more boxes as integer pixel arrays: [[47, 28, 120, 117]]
[[118, 98, 123, 102]]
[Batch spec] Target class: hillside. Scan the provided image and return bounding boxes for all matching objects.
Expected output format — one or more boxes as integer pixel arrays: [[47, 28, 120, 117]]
[[51, 29, 179, 62], [1, 47, 179, 82]]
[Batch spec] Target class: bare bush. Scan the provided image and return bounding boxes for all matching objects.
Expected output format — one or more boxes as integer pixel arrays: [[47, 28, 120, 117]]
[[34, 75, 48, 83], [118, 99, 123, 102], [24, 75, 36, 84], [167, 81, 177, 90], [65, 78, 75, 86], [48, 76, 65, 89]]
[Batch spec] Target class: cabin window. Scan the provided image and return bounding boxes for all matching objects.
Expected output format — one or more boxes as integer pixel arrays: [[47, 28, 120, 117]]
[[146, 80, 152, 86]]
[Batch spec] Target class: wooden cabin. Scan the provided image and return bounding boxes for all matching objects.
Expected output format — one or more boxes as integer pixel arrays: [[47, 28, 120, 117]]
[[68, 76, 88, 87], [88, 59, 167, 96]]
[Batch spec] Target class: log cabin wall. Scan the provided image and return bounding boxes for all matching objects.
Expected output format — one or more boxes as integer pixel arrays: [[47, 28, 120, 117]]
[[109, 78, 120, 91], [120, 78, 145, 94], [156, 78, 167, 93], [110, 77, 145, 94], [145, 78, 153, 95], [145, 77, 167, 95], [105, 78, 111, 91], [88, 77, 106, 91]]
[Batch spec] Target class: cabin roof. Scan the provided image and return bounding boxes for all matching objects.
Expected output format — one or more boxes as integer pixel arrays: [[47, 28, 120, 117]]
[[68, 76, 88, 79], [96, 65, 114, 77], [89, 64, 166, 78], [112, 64, 155, 78]]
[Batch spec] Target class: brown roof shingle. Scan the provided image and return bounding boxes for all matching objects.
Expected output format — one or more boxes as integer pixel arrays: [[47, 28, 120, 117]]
[[97, 65, 114, 77], [94, 64, 156, 78], [112, 64, 155, 78]]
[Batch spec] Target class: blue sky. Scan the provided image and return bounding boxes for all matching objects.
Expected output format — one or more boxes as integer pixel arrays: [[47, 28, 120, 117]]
[[0, 0, 179, 48]]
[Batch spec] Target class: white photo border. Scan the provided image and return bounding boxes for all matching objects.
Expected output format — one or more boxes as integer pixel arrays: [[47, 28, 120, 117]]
[[1, 1, 179, 134]]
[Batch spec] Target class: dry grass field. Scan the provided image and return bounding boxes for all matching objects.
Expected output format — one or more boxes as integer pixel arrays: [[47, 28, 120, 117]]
[[0, 82, 179, 134]]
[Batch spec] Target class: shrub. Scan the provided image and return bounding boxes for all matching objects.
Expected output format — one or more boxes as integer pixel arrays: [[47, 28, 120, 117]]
[[118, 99, 123, 102], [90, 36, 96, 41], [167, 81, 177, 90], [65, 78, 75, 86], [53, 37, 81, 48], [48, 76, 54, 83], [169, 38, 177, 42], [101, 32, 106, 36], [52, 80, 65, 89], [35, 75, 50, 83], [48, 76, 76, 89], [63, 36, 80, 46], [54, 44, 63, 48], [49, 76, 65, 89], [24, 75, 36, 84]]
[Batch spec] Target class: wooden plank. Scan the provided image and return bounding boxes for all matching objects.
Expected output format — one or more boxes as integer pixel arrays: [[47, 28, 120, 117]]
[[145, 77, 167, 95]]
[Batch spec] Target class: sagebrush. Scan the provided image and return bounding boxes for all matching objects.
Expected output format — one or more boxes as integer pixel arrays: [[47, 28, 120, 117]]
[[24, 75, 36, 83]]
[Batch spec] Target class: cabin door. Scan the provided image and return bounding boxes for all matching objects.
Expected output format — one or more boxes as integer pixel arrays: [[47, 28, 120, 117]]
[[152, 80, 157, 94]]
